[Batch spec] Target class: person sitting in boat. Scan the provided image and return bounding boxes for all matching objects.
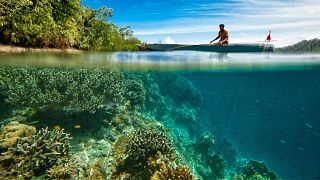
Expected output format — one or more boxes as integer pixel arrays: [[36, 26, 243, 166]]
[[210, 24, 229, 45]]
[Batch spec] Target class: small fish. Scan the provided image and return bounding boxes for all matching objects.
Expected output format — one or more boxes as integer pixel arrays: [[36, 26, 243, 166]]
[[305, 122, 313, 129], [63, 107, 80, 112], [313, 131, 320, 136], [280, 140, 287, 144], [26, 121, 39, 125], [74, 124, 81, 129], [298, 147, 305, 151], [84, 143, 91, 148], [164, 128, 171, 132], [54, 125, 62, 131]]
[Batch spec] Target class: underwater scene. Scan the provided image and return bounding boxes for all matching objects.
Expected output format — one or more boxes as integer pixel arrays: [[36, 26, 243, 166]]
[[0, 52, 320, 179]]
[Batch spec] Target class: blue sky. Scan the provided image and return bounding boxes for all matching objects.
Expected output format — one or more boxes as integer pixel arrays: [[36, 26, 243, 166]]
[[83, 0, 320, 47]]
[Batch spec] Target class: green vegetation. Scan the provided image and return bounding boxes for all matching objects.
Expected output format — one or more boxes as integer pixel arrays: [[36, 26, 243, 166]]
[[277, 38, 320, 53], [0, 0, 140, 51]]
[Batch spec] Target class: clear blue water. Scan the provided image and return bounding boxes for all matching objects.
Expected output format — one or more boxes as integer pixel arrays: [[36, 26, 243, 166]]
[[0, 51, 320, 179]]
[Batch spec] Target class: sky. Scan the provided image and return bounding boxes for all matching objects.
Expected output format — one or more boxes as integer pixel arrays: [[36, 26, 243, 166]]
[[83, 0, 320, 47]]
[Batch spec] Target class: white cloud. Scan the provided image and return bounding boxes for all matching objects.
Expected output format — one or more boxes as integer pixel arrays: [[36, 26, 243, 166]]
[[133, 0, 320, 47], [164, 36, 175, 44]]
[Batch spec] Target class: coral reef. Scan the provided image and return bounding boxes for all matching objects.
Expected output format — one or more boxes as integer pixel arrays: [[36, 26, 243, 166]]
[[194, 132, 215, 156], [0, 121, 36, 150], [213, 138, 237, 168], [155, 74, 202, 107], [206, 153, 226, 179], [242, 160, 278, 180], [0, 127, 72, 178], [124, 79, 146, 108], [192, 132, 227, 179], [112, 127, 176, 178], [173, 104, 200, 131], [151, 160, 195, 180], [0, 66, 126, 112], [46, 158, 82, 179]]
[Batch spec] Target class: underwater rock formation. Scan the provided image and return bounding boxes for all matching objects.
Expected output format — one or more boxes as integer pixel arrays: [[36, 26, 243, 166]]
[[0, 121, 36, 150], [0, 127, 72, 178]]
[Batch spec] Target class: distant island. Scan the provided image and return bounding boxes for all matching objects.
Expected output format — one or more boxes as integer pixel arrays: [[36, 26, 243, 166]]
[[0, 0, 140, 52], [276, 38, 320, 53]]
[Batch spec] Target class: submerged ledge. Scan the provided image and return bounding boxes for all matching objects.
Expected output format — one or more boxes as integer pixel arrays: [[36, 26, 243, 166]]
[[0, 43, 82, 54]]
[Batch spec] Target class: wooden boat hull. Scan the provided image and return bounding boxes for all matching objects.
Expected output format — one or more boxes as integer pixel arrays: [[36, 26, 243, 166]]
[[138, 44, 274, 53]]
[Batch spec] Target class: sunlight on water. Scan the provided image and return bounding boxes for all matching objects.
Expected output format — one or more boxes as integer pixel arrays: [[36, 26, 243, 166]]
[[0, 51, 320, 71]]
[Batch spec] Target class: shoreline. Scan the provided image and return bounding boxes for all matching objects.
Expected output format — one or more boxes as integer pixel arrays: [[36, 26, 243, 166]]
[[0, 43, 83, 54]]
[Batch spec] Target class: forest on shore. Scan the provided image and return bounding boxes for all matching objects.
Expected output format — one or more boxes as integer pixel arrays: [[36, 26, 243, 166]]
[[277, 38, 320, 53], [0, 0, 140, 51]]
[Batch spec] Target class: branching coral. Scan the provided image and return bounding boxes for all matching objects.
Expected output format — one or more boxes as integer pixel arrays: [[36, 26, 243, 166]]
[[12, 127, 71, 168], [46, 159, 81, 179], [0, 127, 72, 177], [151, 160, 195, 180], [0, 66, 126, 112]]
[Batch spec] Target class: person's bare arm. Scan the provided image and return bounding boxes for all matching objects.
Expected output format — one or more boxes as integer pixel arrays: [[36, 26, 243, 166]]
[[210, 33, 220, 44]]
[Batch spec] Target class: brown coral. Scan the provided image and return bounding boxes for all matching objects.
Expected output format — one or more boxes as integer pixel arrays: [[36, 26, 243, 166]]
[[0, 121, 36, 150], [47, 159, 79, 179], [151, 161, 195, 180], [111, 127, 176, 179]]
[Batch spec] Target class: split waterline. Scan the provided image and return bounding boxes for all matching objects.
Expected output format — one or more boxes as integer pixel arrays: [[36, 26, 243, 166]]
[[1, 51, 320, 71], [0, 51, 320, 179]]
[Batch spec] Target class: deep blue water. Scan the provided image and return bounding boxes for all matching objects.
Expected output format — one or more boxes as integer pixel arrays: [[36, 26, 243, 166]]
[[184, 69, 320, 179]]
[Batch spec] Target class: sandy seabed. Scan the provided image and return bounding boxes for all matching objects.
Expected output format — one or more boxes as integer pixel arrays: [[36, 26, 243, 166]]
[[0, 43, 82, 53]]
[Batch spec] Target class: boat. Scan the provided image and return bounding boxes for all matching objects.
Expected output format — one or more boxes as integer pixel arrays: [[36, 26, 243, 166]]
[[137, 43, 274, 53]]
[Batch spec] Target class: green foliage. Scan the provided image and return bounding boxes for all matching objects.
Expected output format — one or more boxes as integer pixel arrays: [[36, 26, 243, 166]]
[[0, 0, 141, 51], [277, 38, 320, 53], [0, 66, 126, 112]]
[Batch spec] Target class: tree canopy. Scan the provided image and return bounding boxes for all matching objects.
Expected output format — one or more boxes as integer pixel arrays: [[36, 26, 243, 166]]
[[277, 38, 320, 53], [0, 0, 140, 51]]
